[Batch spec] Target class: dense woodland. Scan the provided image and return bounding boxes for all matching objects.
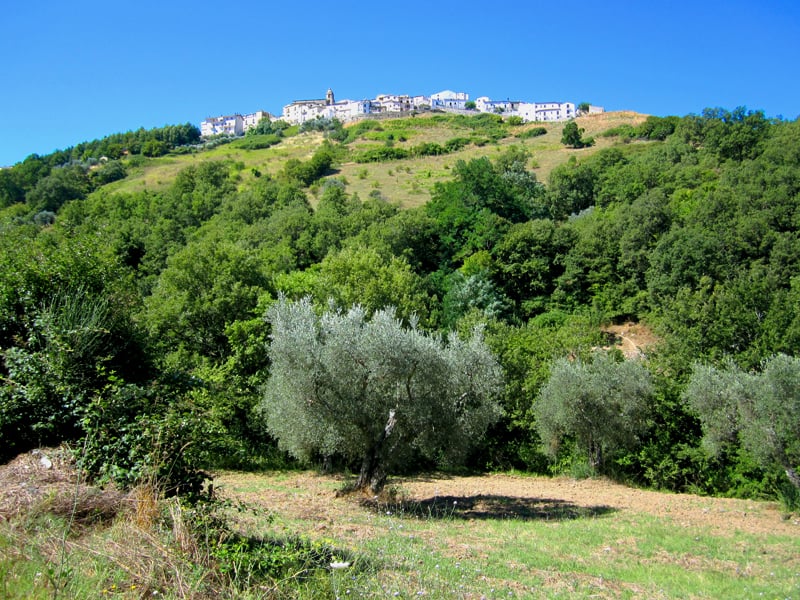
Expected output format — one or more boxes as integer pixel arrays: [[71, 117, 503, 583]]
[[1, 109, 799, 505]]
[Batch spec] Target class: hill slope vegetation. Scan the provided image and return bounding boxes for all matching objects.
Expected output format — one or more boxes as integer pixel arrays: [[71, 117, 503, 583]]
[[0, 107, 798, 506]]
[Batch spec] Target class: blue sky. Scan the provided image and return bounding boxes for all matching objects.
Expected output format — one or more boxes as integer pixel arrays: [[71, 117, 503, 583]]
[[2, 0, 799, 166]]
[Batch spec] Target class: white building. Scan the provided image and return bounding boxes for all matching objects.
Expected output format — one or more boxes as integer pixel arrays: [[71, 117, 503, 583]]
[[430, 90, 470, 110], [281, 89, 376, 124], [282, 100, 327, 124], [242, 110, 271, 130], [206, 89, 598, 133], [517, 101, 576, 122], [411, 95, 430, 109], [201, 114, 244, 137], [475, 96, 520, 114], [201, 110, 275, 137], [330, 99, 374, 121], [281, 88, 333, 124], [374, 94, 413, 114]]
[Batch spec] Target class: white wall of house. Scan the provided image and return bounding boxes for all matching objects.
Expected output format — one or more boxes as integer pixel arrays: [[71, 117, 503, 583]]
[[201, 114, 244, 137], [331, 100, 374, 121], [431, 90, 469, 101], [411, 95, 429, 109], [475, 96, 520, 114], [375, 94, 412, 114], [430, 90, 470, 110], [475, 96, 492, 112], [517, 102, 576, 122], [282, 100, 327, 124], [243, 110, 270, 130]]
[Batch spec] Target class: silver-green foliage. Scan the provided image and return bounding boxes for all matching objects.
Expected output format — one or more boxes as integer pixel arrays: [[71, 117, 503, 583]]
[[533, 351, 654, 471], [259, 297, 503, 490], [684, 354, 800, 491]]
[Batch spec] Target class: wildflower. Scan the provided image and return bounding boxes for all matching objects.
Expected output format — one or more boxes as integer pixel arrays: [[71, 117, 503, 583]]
[[330, 561, 351, 570]]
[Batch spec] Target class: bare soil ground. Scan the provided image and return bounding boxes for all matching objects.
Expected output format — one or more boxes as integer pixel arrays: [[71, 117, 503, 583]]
[[0, 448, 126, 525], [601, 322, 662, 359], [4, 449, 796, 540], [214, 471, 800, 539]]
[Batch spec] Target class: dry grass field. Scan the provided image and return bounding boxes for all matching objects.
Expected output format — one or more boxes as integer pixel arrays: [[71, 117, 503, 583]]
[[104, 111, 649, 209], [1, 449, 798, 598], [214, 469, 800, 598]]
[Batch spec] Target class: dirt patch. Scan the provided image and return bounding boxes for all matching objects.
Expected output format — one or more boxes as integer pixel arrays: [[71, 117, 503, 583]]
[[4, 449, 795, 539], [0, 448, 126, 525], [576, 111, 650, 136], [600, 321, 661, 359], [215, 471, 800, 538]]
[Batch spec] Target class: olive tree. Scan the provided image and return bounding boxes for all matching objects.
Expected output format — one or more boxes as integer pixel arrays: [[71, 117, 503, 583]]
[[561, 121, 592, 149], [684, 354, 800, 493], [533, 351, 653, 472], [259, 296, 503, 492]]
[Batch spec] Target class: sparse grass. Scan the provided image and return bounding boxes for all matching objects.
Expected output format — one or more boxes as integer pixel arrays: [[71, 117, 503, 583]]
[[3, 467, 798, 598], [213, 471, 800, 599], [97, 112, 648, 209]]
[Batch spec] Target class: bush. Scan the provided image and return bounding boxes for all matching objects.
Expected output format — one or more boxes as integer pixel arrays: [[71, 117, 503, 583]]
[[411, 142, 446, 157], [90, 160, 127, 186], [444, 137, 470, 152], [353, 146, 410, 163], [232, 134, 282, 150], [79, 376, 219, 498], [516, 127, 547, 139]]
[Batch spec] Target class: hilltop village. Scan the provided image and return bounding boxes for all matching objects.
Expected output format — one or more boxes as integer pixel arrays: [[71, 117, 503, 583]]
[[200, 89, 604, 137]]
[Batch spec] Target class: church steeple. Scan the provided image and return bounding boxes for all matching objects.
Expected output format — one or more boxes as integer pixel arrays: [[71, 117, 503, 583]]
[[326, 88, 335, 106]]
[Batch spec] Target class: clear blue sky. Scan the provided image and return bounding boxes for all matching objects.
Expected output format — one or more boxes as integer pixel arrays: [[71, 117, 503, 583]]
[[2, 0, 799, 166]]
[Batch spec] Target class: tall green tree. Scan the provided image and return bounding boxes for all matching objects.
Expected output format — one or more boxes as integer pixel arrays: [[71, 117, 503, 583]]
[[561, 121, 592, 149], [259, 297, 503, 492]]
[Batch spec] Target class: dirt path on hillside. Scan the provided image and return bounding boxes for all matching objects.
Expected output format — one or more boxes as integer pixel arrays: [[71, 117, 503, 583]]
[[601, 322, 660, 359]]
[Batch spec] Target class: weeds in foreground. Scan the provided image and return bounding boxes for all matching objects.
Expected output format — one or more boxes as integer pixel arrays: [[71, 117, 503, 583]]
[[0, 467, 360, 599]]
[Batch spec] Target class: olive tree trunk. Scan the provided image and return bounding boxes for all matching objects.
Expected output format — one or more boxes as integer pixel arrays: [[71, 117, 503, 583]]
[[355, 409, 396, 493]]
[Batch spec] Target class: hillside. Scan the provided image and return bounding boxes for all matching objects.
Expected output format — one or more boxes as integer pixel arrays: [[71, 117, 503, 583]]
[[2, 106, 799, 506], [105, 111, 648, 206], [2, 105, 800, 598]]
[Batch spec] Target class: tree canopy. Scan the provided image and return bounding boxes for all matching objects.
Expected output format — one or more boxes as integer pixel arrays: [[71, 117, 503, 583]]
[[259, 297, 503, 492]]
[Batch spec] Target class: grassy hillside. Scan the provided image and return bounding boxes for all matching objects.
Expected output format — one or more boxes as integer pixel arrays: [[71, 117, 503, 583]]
[[106, 111, 648, 207]]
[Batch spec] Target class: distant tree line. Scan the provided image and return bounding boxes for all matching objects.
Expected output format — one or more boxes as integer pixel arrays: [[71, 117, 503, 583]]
[[0, 123, 200, 208]]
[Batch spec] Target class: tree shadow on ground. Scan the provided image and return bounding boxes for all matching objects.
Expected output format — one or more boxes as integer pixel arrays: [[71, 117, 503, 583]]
[[361, 493, 616, 522]]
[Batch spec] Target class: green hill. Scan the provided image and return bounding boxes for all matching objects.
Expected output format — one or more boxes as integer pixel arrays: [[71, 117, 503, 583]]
[[2, 105, 799, 509], [105, 111, 648, 206], [2, 105, 800, 598]]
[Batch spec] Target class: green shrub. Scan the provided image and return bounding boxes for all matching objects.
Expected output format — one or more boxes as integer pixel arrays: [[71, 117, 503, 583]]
[[232, 134, 282, 150], [516, 127, 547, 139], [354, 146, 410, 163], [411, 142, 446, 157], [444, 137, 470, 151]]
